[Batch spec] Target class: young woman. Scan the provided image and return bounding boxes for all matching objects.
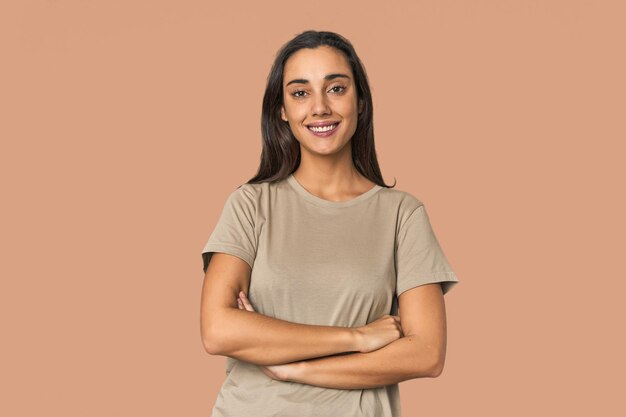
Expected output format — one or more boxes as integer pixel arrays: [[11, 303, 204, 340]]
[[200, 30, 460, 417]]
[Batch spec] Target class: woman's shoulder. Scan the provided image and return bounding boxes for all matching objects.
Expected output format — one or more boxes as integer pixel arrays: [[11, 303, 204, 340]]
[[234, 179, 277, 198], [234, 181, 263, 197], [227, 178, 278, 207], [377, 185, 425, 213]]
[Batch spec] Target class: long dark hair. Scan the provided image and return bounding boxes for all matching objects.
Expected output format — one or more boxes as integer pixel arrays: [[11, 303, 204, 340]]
[[246, 30, 395, 188]]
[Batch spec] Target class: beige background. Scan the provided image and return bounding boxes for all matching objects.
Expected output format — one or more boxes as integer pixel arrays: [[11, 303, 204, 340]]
[[1, 1, 624, 416]]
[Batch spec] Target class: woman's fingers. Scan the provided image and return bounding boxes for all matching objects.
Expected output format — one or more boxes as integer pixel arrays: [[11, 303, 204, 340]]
[[239, 291, 255, 312]]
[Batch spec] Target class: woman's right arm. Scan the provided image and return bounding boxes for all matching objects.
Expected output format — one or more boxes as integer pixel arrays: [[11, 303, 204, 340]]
[[200, 253, 400, 366]]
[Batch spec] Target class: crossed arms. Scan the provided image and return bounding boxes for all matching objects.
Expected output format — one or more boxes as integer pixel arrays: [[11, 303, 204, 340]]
[[200, 253, 448, 390]]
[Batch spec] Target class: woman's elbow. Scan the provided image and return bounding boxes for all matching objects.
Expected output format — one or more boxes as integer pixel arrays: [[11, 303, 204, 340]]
[[201, 314, 224, 355], [428, 351, 447, 378], [415, 350, 446, 378], [429, 360, 445, 378], [202, 333, 221, 355]]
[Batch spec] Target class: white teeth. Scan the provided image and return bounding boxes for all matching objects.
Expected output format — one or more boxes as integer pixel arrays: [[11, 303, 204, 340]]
[[308, 123, 338, 132]]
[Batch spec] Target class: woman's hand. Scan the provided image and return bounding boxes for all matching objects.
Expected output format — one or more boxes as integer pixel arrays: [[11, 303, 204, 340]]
[[236, 291, 304, 382], [353, 314, 404, 353], [236, 290, 255, 312]]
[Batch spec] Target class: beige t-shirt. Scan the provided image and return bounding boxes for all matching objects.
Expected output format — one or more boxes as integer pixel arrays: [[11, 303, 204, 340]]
[[201, 173, 459, 417]]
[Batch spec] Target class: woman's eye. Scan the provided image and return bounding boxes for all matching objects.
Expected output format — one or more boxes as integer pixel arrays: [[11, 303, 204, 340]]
[[291, 85, 346, 98], [330, 85, 346, 93]]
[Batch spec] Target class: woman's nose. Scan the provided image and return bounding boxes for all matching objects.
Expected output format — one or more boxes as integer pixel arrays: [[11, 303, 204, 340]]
[[311, 94, 331, 116]]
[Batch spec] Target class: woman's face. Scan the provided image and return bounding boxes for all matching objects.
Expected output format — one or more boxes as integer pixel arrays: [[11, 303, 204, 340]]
[[281, 46, 363, 157]]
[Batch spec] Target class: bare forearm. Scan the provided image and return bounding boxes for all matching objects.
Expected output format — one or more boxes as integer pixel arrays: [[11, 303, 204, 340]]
[[207, 308, 359, 365], [286, 336, 441, 389]]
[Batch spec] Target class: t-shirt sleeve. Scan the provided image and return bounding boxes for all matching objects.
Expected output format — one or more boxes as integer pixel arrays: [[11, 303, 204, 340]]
[[395, 204, 459, 296], [201, 186, 257, 273]]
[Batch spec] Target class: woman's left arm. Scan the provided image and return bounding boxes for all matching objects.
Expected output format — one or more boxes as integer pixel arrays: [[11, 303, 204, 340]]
[[238, 282, 448, 390]]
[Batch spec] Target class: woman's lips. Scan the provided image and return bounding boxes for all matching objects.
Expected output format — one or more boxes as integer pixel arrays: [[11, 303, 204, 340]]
[[306, 122, 340, 137]]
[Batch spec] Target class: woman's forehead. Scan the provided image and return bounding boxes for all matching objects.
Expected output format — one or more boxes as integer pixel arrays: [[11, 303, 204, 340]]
[[284, 48, 351, 84]]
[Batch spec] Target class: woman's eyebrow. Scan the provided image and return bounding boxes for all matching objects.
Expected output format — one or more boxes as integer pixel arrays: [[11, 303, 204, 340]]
[[285, 73, 351, 87]]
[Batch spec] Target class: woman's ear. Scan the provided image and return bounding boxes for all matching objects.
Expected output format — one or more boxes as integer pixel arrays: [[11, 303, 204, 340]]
[[281, 106, 288, 122], [358, 99, 364, 114]]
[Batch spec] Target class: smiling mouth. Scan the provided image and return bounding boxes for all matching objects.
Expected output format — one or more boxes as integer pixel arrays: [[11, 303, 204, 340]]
[[307, 123, 339, 133]]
